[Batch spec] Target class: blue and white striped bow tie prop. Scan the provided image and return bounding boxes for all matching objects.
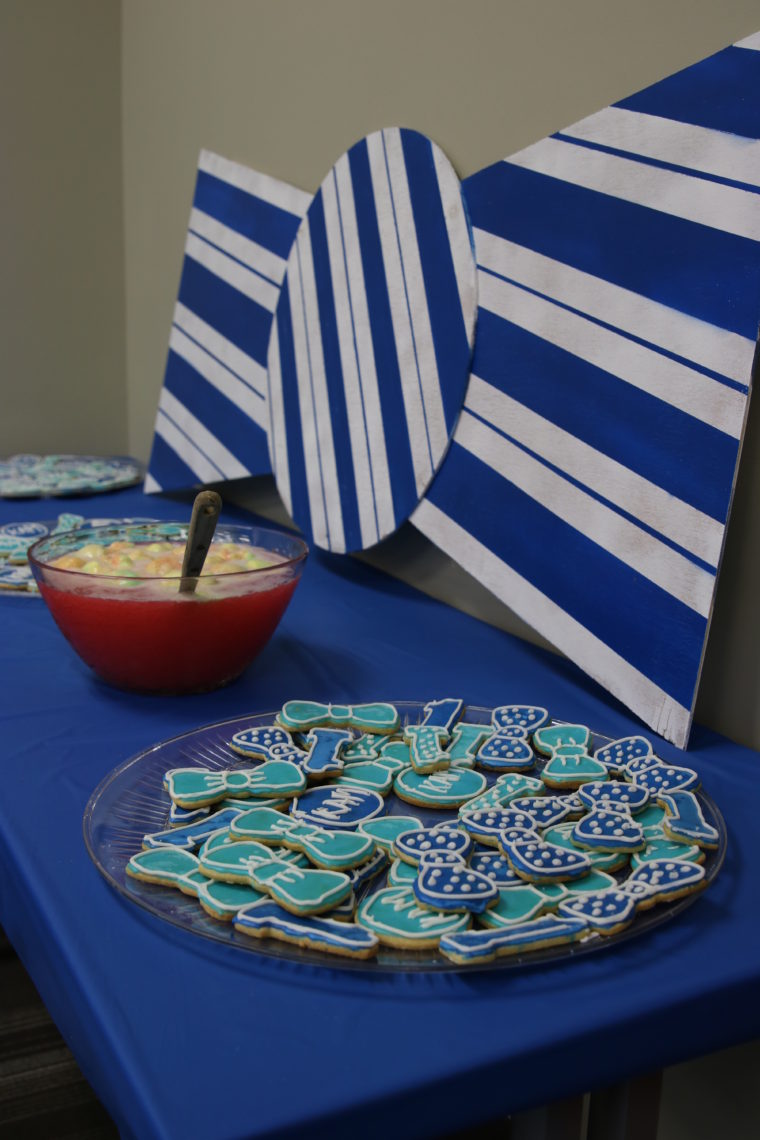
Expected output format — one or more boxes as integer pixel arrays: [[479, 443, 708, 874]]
[[145, 30, 760, 748]]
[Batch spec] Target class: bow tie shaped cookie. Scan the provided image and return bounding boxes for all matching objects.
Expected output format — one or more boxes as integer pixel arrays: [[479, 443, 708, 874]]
[[165, 761, 306, 809], [278, 700, 399, 734]]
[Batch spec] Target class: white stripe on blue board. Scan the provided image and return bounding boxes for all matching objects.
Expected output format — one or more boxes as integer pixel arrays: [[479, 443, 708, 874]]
[[412, 498, 693, 744], [154, 409, 223, 485], [382, 129, 450, 468], [297, 219, 346, 552], [265, 323, 291, 515], [184, 232, 279, 312], [143, 473, 161, 493], [433, 144, 479, 333], [366, 132, 434, 495], [561, 106, 760, 188], [735, 31, 760, 51], [287, 225, 345, 552], [477, 269, 747, 439], [168, 326, 266, 430], [197, 149, 312, 217], [157, 388, 249, 481], [507, 136, 760, 243], [474, 228, 756, 387], [322, 162, 381, 547], [173, 302, 267, 401], [334, 152, 397, 541], [456, 408, 714, 617], [465, 374, 724, 568], [188, 208, 288, 285]]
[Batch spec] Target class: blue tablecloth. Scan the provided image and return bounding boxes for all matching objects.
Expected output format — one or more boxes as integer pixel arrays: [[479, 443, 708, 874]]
[[1, 487, 758, 1140]]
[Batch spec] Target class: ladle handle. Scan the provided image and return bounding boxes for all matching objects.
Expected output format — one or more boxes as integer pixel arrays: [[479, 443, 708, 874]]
[[179, 491, 222, 593]]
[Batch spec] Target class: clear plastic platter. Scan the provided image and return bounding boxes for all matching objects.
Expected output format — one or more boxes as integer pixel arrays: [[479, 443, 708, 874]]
[[83, 703, 726, 972], [0, 455, 143, 498]]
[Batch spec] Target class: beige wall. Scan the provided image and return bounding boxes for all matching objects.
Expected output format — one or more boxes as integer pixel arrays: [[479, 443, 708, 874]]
[[121, 0, 760, 464], [0, 0, 126, 456]]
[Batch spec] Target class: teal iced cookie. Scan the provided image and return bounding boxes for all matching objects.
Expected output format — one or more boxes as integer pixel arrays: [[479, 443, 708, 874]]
[[541, 746, 608, 789], [356, 886, 470, 948], [249, 859, 352, 916], [356, 815, 422, 856], [477, 885, 547, 928], [394, 767, 487, 809]]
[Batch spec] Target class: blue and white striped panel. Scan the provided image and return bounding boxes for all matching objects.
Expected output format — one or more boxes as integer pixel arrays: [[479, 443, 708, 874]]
[[145, 150, 311, 494], [413, 36, 760, 748], [267, 128, 477, 552]]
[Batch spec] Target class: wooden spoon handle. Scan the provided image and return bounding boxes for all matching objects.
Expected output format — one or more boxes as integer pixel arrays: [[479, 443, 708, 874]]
[[179, 491, 222, 593]]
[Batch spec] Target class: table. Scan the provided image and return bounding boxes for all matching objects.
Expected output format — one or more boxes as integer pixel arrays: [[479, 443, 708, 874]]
[[1, 486, 758, 1140]]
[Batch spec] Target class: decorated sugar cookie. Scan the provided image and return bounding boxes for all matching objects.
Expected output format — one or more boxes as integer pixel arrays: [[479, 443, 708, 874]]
[[445, 723, 493, 768], [164, 767, 260, 810], [420, 698, 464, 732], [234, 901, 379, 959], [475, 734, 534, 772], [533, 724, 590, 755], [388, 858, 419, 886], [278, 700, 399, 734], [373, 751, 410, 775], [249, 859, 352, 915], [344, 849, 389, 891], [510, 796, 576, 829], [299, 728, 354, 779], [499, 836, 592, 882], [630, 762, 700, 797], [625, 754, 663, 781], [199, 838, 307, 883], [342, 733, 387, 763], [413, 862, 499, 914], [559, 889, 639, 935], [228, 807, 376, 871], [168, 793, 289, 826], [631, 838, 704, 868], [356, 816, 422, 856], [469, 852, 523, 888], [541, 746, 608, 789], [126, 848, 265, 920], [283, 824, 376, 871], [658, 791, 719, 849], [143, 806, 246, 851], [593, 735, 654, 776], [394, 767, 487, 809], [560, 868, 618, 896], [335, 762, 395, 795], [393, 825, 473, 865], [491, 705, 549, 733], [356, 886, 471, 948], [229, 725, 303, 764], [290, 784, 386, 830], [458, 773, 545, 816], [542, 823, 629, 873], [632, 803, 666, 835], [460, 808, 535, 847], [576, 781, 650, 815], [439, 913, 588, 964], [168, 801, 211, 826], [404, 725, 451, 774], [571, 809, 645, 853], [477, 885, 547, 928], [244, 761, 307, 799], [623, 858, 706, 908], [229, 805, 296, 844]]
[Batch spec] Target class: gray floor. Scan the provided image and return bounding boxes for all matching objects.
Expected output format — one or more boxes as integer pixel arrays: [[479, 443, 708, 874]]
[[658, 1038, 760, 1140]]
